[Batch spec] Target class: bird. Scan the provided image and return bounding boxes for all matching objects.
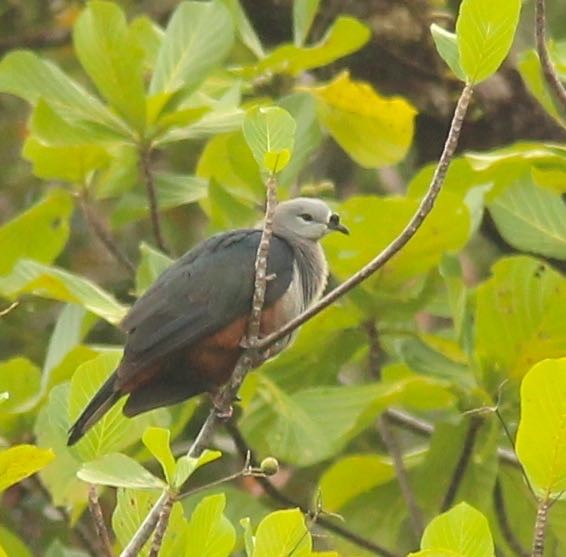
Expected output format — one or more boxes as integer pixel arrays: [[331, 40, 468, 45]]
[[67, 197, 348, 446]]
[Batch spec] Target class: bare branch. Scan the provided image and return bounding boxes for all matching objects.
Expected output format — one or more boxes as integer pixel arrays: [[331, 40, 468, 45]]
[[0, 301, 19, 317], [494, 480, 529, 557], [535, 0, 566, 111], [78, 190, 136, 276], [531, 496, 550, 557], [256, 84, 474, 352], [139, 147, 170, 255], [149, 494, 174, 557], [441, 416, 482, 511], [87, 484, 114, 557], [226, 422, 400, 557], [378, 415, 424, 540]]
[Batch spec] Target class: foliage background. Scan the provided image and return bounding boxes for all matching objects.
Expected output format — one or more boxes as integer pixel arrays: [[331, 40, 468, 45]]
[[0, 0, 565, 556]]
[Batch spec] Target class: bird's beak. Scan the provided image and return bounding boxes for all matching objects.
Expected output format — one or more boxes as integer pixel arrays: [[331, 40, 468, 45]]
[[327, 213, 349, 235]]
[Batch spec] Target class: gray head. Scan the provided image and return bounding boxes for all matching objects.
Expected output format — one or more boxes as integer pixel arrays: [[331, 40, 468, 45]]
[[271, 197, 349, 241]]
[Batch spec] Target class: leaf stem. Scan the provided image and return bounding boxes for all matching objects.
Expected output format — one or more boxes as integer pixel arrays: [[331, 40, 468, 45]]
[[139, 146, 170, 255], [535, 0, 566, 111], [441, 416, 482, 511], [531, 495, 550, 557], [87, 484, 114, 557], [78, 189, 135, 276]]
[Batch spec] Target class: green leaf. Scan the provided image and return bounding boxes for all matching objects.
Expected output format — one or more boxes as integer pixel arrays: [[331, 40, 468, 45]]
[[430, 24, 465, 81], [129, 16, 164, 70], [45, 540, 89, 557], [78, 453, 165, 489], [34, 384, 87, 511], [73, 1, 146, 131], [324, 193, 470, 289], [475, 256, 566, 379], [113, 489, 187, 557], [456, 0, 521, 84], [0, 527, 33, 557], [142, 427, 176, 485], [68, 353, 169, 460], [111, 173, 208, 227], [174, 450, 222, 490], [308, 71, 416, 167], [253, 508, 311, 557], [0, 358, 40, 416], [518, 49, 564, 126], [149, 1, 234, 102], [240, 517, 255, 556], [0, 260, 127, 325], [278, 93, 322, 188], [245, 16, 369, 77], [184, 494, 236, 557], [293, 0, 320, 46], [136, 243, 173, 296], [0, 445, 54, 492], [241, 376, 436, 466], [220, 0, 264, 57], [318, 454, 397, 512], [0, 51, 128, 136], [516, 358, 566, 495], [489, 179, 566, 259], [23, 137, 110, 184], [410, 502, 494, 557], [0, 190, 73, 276], [242, 106, 296, 173]]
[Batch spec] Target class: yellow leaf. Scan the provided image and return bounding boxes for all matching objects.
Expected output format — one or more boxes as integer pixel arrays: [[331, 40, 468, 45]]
[[0, 445, 54, 492], [306, 71, 416, 167]]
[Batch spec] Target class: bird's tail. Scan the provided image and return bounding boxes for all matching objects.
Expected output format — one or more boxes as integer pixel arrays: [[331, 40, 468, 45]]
[[67, 373, 121, 446]]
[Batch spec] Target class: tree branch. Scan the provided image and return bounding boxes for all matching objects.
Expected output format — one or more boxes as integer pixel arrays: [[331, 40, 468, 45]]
[[87, 484, 114, 557], [377, 414, 424, 540], [139, 147, 170, 255], [535, 0, 566, 111], [531, 496, 550, 557], [78, 190, 136, 276], [255, 84, 474, 352], [149, 493, 174, 557], [441, 416, 482, 511], [225, 422, 400, 557], [493, 480, 529, 557]]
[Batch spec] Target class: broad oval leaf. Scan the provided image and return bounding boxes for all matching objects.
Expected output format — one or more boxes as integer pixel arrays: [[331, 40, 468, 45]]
[[253, 508, 311, 557], [516, 358, 566, 495], [0, 260, 127, 325], [142, 427, 176, 485], [410, 502, 494, 557], [456, 0, 521, 84], [307, 71, 416, 167], [430, 24, 465, 81], [0, 445, 54, 492], [78, 453, 165, 489], [242, 106, 296, 173], [73, 1, 146, 131], [475, 256, 566, 379], [149, 1, 234, 101], [489, 179, 566, 260], [0, 190, 72, 276], [184, 494, 236, 557]]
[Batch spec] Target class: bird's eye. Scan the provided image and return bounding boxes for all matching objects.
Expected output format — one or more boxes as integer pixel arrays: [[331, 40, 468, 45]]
[[300, 213, 313, 222]]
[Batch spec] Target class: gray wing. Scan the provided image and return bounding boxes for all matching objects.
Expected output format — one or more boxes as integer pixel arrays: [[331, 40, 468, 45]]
[[119, 230, 294, 372]]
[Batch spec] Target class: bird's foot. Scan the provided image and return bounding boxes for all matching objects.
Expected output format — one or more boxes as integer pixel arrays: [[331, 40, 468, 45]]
[[211, 392, 234, 420]]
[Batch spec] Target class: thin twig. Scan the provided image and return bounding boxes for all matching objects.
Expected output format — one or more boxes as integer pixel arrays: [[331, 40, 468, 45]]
[[226, 422, 400, 557], [255, 84, 474, 352], [149, 493, 174, 557], [531, 495, 550, 557], [535, 0, 566, 111], [87, 484, 114, 557], [441, 416, 482, 511], [78, 190, 136, 275], [365, 320, 383, 380], [384, 408, 519, 468], [378, 415, 424, 540], [0, 301, 18, 317], [494, 480, 529, 557], [140, 146, 169, 254]]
